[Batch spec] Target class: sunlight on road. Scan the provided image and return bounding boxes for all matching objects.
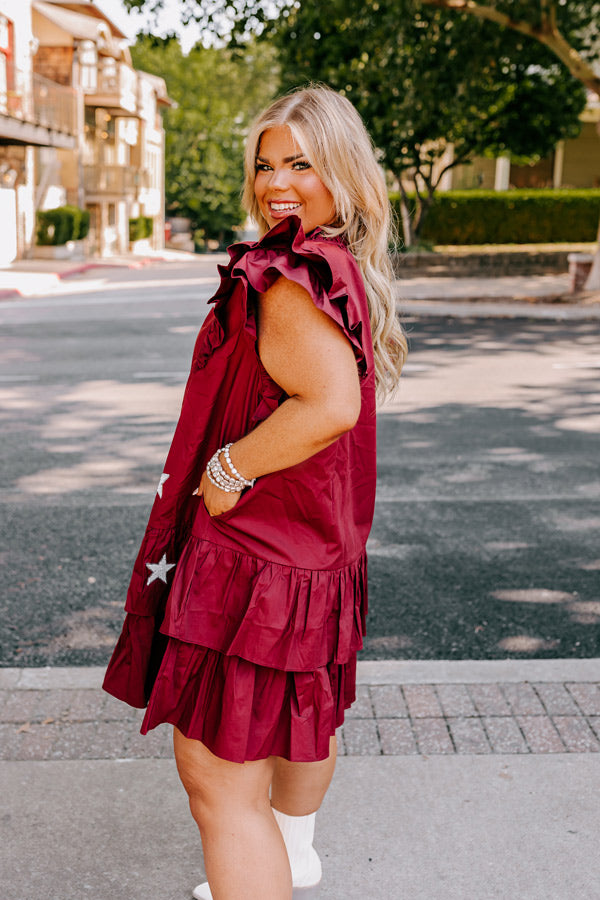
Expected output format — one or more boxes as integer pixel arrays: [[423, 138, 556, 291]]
[[13, 379, 184, 494], [380, 339, 600, 439]]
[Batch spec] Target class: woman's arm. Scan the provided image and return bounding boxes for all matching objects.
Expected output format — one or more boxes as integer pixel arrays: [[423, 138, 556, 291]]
[[198, 275, 362, 515]]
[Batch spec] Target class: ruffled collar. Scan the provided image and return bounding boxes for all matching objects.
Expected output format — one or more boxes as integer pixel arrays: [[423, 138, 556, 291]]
[[228, 215, 344, 261]]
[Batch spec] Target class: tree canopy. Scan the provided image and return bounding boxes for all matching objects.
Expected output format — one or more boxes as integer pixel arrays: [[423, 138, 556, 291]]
[[131, 35, 277, 243], [423, 1, 600, 95], [122, 0, 600, 98], [126, 0, 600, 263], [273, 0, 587, 241]]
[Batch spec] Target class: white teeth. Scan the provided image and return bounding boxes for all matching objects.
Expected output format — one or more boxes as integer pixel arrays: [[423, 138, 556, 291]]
[[270, 202, 301, 211]]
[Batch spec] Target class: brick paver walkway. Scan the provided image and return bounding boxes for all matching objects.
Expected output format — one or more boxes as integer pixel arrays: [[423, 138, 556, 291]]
[[2, 680, 599, 760]]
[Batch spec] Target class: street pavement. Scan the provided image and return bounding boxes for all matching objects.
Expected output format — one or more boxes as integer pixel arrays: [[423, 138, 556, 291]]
[[1, 259, 599, 665], [1, 253, 599, 899]]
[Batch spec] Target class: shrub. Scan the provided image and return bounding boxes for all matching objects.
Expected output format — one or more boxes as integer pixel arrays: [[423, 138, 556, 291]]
[[129, 216, 154, 242], [77, 207, 90, 241], [389, 189, 600, 244], [36, 205, 89, 246]]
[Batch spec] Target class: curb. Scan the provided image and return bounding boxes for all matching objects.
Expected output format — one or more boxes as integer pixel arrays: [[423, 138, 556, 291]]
[[397, 299, 600, 320], [1, 658, 598, 691], [0, 256, 165, 300], [57, 256, 165, 280]]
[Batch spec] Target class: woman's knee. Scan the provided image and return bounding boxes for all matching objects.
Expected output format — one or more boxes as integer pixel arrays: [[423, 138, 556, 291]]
[[173, 727, 275, 823], [271, 735, 338, 815]]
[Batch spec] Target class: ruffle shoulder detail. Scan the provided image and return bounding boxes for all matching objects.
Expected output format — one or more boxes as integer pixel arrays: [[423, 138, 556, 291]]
[[208, 215, 371, 379]]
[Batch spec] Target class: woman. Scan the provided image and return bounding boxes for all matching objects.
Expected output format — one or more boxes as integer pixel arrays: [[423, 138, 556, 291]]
[[103, 85, 407, 900]]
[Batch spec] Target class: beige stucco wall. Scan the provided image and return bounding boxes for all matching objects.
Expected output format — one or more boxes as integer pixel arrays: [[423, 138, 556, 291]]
[[561, 122, 600, 188], [447, 122, 600, 191], [451, 156, 497, 190], [31, 7, 72, 47]]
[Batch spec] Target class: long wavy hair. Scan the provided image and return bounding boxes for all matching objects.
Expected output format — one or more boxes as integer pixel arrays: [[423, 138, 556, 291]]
[[242, 85, 407, 401]]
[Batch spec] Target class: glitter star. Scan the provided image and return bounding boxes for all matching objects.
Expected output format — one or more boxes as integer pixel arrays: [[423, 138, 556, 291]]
[[156, 472, 170, 498], [146, 553, 176, 586]]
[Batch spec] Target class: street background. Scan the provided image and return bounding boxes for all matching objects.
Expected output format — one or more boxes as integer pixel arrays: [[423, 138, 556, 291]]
[[1, 256, 600, 900], [2, 0, 600, 894], [1, 257, 599, 667]]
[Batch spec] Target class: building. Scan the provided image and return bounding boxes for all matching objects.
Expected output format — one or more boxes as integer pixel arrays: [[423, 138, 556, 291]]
[[0, 0, 77, 264], [32, 0, 171, 256], [0, 0, 171, 262], [447, 92, 600, 192]]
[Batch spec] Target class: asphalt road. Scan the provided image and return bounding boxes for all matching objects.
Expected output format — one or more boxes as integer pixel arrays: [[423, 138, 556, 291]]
[[1, 259, 599, 666]]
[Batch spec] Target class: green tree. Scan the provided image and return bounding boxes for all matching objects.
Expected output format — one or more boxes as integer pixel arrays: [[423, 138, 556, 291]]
[[415, 0, 600, 283], [274, 0, 587, 243], [126, 1, 600, 268], [131, 35, 277, 244], [422, 1, 600, 95], [123, 0, 600, 88]]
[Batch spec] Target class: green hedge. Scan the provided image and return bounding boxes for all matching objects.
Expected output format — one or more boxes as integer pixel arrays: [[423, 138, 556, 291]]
[[389, 189, 600, 244], [129, 215, 154, 242], [36, 205, 90, 246]]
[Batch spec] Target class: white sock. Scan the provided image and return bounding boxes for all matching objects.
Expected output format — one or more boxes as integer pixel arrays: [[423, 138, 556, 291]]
[[272, 807, 322, 888]]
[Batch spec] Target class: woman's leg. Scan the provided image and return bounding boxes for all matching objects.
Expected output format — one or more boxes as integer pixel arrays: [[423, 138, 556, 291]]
[[269, 735, 337, 889], [173, 727, 292, 900], [271, 734, 338, 815]]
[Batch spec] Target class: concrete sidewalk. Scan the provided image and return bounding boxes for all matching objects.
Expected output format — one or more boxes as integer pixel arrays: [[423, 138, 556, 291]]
[[398, 296, 600, 319], [2, 659, 599, 899]]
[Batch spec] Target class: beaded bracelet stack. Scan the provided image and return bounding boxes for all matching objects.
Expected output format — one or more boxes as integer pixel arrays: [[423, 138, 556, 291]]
[[206, 443, 255, 493]]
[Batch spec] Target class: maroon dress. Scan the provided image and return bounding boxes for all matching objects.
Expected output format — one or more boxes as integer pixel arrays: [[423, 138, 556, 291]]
[[103, 215, 377, 763]]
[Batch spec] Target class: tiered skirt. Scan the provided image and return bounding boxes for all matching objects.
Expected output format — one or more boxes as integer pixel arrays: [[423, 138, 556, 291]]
[[105, 535, 368, 763], [141, 640, 357, 762]]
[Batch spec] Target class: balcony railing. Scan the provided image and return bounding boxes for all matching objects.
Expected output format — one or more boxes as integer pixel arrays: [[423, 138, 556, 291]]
[[33, 74, 77, 135], [83, 163, 150, 195], [0, 69, 30, 119], [0, 70, 77, 135], [82, 61, 138, 115]]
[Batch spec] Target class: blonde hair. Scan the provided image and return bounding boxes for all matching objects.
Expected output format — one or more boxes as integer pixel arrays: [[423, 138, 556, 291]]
[[242, 85, 407, 401]]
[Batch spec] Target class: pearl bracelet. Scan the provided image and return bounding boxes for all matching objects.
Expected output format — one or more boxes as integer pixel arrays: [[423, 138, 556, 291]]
[[222, 443, 254, 487], [206, 444, 255, 494]]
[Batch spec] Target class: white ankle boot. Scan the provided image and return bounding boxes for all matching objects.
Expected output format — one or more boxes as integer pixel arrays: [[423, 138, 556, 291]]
[[272, 808, 322, 890], [192, 808, 321, 899], [192, 883, 320, 899], [191, 885, 212, 900]]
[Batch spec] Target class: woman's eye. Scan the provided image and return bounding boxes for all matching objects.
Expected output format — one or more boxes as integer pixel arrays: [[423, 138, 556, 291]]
[[255, 163, 272, 172], [292, 161, 311, 170]]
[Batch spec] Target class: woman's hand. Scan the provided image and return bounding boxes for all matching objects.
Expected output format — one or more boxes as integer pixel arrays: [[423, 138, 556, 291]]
[[194, 469, 242, 517]]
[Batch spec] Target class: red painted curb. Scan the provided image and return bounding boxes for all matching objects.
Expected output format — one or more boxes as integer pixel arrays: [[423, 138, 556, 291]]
[[0, 256, 173, 299], [58, 257, 159, 279]]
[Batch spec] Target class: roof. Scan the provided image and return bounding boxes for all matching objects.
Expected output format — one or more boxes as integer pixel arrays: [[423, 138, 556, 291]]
[[33, 0, 128, 41], [136, 70, 175, 107]]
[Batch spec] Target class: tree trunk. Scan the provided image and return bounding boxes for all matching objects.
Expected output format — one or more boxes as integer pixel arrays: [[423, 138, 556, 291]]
[[412, 183, 436, 241], [398, 181, 416, 247]]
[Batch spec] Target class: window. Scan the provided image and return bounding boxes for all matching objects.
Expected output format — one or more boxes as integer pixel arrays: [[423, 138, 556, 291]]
[[79, 40, 97, 91]]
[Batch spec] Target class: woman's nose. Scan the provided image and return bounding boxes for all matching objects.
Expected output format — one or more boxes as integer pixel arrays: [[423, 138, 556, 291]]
[[269, 166, 290, 190]]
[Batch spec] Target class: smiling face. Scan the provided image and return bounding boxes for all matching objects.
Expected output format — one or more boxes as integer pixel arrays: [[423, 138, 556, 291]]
[[253, 125, 336, 235]]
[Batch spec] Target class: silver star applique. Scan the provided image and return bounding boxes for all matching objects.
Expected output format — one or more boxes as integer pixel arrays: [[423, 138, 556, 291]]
[[146, 553, 176, 586], [156, 472, 170, 498]]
